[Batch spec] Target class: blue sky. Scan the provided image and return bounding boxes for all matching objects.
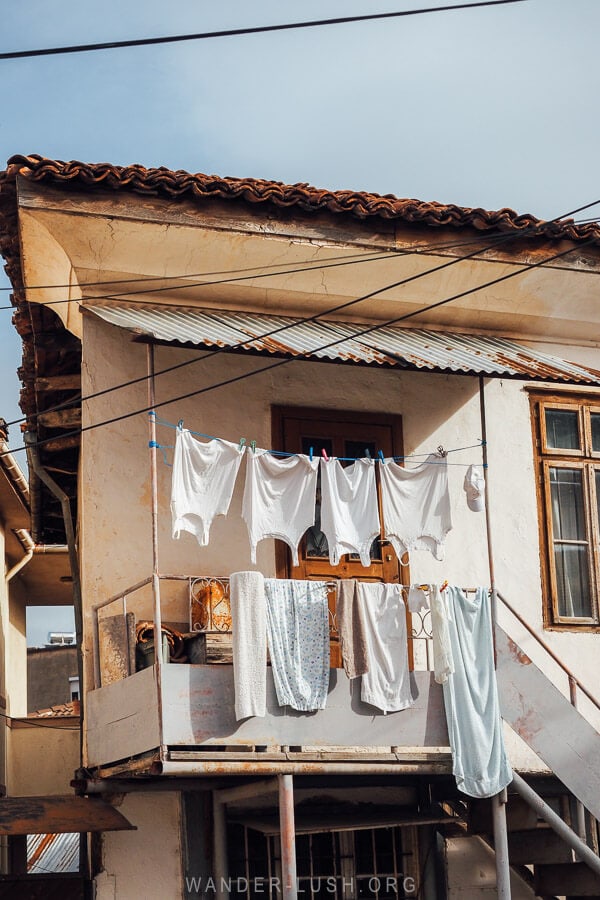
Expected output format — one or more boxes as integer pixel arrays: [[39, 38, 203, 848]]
[[1, 0, 598, 641]]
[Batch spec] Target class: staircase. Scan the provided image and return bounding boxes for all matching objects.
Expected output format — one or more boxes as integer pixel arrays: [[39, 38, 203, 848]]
[[461, 593, 600, 895]]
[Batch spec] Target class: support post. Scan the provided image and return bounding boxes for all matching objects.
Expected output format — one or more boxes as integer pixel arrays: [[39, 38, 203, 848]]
[[278, 774, 298, 900], [212, 794, 229, 900], [147, 345, 165, 756], [479, 375, 512, 898]]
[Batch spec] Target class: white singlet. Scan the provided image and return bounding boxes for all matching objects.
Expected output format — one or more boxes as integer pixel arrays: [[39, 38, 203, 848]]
[[320, 458, 381, 567]]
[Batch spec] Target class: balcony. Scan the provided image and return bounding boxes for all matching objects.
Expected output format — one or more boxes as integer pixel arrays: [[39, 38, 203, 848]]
[[86, 576, 450, 776]]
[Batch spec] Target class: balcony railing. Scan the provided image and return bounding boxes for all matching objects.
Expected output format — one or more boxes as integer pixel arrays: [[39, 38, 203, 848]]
[[91, 574, 434, 688]]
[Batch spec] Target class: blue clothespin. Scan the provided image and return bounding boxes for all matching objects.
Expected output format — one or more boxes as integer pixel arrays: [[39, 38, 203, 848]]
[[309, 446, 314, 462], [250, 440, 257, 454], [177, 419, 184, 431], [378, 450, 386, 465], [238, 437, 246, 452], [365, 448, 371, 460]]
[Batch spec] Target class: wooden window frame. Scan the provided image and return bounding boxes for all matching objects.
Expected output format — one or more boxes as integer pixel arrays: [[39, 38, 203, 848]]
[[531, 392, 600, 630]]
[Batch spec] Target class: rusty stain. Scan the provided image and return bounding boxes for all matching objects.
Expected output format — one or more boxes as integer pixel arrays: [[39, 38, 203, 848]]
[[507, 637, 532, 665]]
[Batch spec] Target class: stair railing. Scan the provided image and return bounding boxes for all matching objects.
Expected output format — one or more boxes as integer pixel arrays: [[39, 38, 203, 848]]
[[497, 589, 600, 844]]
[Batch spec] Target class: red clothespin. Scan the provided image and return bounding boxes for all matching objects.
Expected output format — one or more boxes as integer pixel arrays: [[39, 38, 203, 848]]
[[321, 448, 329, 462]]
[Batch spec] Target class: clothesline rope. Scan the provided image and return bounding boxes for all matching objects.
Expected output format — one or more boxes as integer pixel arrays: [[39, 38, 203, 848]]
[[149, 411, 486, 467]]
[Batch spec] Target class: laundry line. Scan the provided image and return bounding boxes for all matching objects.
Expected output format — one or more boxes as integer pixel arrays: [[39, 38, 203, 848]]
[[147, 411, 486, 467]]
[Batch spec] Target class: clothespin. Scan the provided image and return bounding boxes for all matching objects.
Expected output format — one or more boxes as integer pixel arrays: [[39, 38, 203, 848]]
[[238, 437, 246, 452], [309, 446, 314, 462], [250, 440, 257, 454], [177, 419, 184, 431], [436, 445, 448, 458], [321, 448, 329, 462], [364, 448, 371, 460], [440, 580, 448, 592], [378, 450, 385, 465]]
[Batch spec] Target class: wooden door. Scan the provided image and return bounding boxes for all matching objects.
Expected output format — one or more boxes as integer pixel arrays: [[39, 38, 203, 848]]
[[272, 406, 411, 667]]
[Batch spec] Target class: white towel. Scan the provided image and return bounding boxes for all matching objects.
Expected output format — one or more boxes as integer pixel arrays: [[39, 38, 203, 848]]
[[431, 584, 454, 685], [230, 571, 267, 720], [442, 586, 512, 798], [358, 582, 414, 713]]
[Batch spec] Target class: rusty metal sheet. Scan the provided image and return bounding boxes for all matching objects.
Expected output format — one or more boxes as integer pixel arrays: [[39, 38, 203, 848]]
[[87, 304, 600, 385], [0, 796, 135, 834], [98, 613, 135, 686]]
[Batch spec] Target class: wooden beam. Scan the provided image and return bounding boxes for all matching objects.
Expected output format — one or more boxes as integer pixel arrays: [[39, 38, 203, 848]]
[[0, 796, 135, 834], [35, 375, 81, 392], [38, 435, 81, 453], [37, 409, 81, 429]]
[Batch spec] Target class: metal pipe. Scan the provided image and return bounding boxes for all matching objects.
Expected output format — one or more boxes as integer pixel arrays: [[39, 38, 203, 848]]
[[215, 778, 278, 806], [478, 375, 512, 899], [147, 345, 163, 658], [5, 543, 34, 583], [492, 790, 511, 898], [158, 760, 451, 777], [279, 774, 298, 900], [511, 772, 600, 876], [568, 676, 588, 846], [212, 793, 229, 900]]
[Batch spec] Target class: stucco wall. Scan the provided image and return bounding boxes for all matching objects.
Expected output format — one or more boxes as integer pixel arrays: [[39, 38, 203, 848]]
[[8, 722, 79, 795], [79, 315, 600, 763], [96, 792, 182, 900]]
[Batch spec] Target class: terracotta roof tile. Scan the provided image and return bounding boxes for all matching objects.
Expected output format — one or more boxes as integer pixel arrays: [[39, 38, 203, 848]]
[[3, 153, 600, 243], [29, 699, 80, 719]]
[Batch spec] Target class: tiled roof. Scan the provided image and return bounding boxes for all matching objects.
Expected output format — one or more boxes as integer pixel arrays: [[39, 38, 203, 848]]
[[29, 700, 80, 719], [3, 153, 600, 242]]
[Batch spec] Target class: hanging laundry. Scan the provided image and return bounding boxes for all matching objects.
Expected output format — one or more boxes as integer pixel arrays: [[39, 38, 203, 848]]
[[243, 451, 319, 565], [320, 457, 381, 567], [430, 584, 454, 685], [379, 454, 452, 561], [442, 586, 512, 799], [407, 584, 430, 613], [171, 429, 245, 546], [230, 571, 267, 720], [336, 580, 369, 679], [264, 579, 330, 711], [358, 582, 414, 713]]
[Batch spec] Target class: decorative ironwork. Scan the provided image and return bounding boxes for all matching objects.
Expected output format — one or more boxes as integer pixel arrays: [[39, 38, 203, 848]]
[[190, 577, 232, 632]]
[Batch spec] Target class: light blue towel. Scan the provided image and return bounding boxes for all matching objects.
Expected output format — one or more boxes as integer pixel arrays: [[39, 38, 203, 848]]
[[442, 586, 513, 798], [264, 579, 330, 711]]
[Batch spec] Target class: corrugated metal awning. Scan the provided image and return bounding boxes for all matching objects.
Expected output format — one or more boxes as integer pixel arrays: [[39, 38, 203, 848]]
[[86, 304, 600, 385]]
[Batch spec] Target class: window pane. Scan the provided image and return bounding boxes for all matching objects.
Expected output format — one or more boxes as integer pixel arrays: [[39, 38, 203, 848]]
[[550, 468, 586, 539], [592, 413, 600, 452], [554, 544, 592, 617], [545, 409, 580, 450]]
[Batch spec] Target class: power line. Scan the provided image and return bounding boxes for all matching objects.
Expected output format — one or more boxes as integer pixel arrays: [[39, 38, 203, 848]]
[[1, 222, 577, 308], [0, 1, 529, 61], [4, 233, 595, 460], [4, 214, 589, 431]]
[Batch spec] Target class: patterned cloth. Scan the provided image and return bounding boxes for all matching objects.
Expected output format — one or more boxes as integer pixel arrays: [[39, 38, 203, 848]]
[[264, 579, 330, 711]]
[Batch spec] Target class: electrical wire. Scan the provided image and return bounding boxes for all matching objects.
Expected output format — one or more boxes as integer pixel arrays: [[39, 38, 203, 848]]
[[2, 232, 595, 460], [3, 211, 593, 431], [0, 1, 530, 61], [2, 219, 588, 308]]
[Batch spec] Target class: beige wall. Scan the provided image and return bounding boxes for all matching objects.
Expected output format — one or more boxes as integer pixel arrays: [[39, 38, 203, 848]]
[[95, 792, 182, 900], [8, 721, 79, 795]]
